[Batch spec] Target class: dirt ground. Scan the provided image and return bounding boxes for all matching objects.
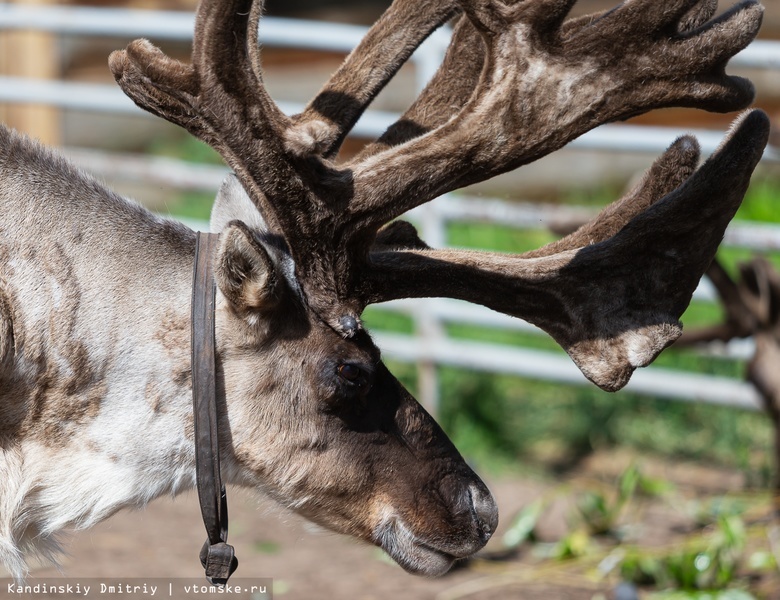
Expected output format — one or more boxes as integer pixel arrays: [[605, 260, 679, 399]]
[[19, 477, 554, 600], [7, 451, 778, 600]]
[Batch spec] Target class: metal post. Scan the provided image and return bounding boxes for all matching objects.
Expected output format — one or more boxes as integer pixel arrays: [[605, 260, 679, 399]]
[[410, 31, 450, 416]]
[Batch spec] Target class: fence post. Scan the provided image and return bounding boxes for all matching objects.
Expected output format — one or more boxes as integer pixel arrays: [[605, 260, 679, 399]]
[[0, 0, 60, 145]]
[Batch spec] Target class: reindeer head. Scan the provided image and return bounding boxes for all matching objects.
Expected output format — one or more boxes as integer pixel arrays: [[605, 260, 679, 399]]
[[109, 0, 768, 575], [205, 176, 496, 575]]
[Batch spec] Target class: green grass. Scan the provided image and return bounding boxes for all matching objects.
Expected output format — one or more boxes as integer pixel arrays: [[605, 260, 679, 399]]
[[737, 177, 780, 224], [447, 221, 556, 253], [147, 133, 223, 166]]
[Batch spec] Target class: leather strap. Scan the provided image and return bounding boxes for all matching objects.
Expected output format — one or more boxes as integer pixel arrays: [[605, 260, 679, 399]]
[[191, 231, 238, 585]]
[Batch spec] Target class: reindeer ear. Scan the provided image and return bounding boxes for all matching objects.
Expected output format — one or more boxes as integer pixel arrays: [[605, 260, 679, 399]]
[[210, 174, 267, 233], [215, 222, 279, 312]]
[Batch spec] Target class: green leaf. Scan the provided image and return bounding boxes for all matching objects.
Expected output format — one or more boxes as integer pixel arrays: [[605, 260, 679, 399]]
[[577, 490, 613, 535], [637, 472, 675, 498], [618, 463, 641, 506], [553, 529, 591, 560], [502, 498, 545, 549], [747, 550, 777, 572], [716, 515, 746, 551]]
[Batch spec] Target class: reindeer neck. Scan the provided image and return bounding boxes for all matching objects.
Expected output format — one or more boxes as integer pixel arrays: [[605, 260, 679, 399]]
[[0, 127, 206, 577]]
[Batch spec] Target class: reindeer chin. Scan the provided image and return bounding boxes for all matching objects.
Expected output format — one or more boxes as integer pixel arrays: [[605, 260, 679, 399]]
[[372, 516, 459, 576]]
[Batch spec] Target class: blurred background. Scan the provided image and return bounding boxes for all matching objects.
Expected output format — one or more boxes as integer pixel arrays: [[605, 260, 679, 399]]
[[3, 1, 780, 598]]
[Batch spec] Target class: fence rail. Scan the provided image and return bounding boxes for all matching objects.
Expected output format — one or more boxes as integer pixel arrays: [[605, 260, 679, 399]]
[[1, 4, 779, 413]]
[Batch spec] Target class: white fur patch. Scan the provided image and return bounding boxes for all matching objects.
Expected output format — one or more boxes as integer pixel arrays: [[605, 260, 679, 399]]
[[284, 120, 333, 157]]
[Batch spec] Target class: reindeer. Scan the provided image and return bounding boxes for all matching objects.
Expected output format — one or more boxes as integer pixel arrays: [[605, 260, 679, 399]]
[[0, 0, 770, 583], [673, 257, 780, 514]]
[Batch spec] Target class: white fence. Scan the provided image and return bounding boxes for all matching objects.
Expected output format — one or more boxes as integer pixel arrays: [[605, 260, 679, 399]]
[[1, 4, 779, 413]]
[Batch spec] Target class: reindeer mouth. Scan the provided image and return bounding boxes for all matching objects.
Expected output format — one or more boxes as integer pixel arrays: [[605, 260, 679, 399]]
[[373, 517, 468, 576], [371, 482, 498, 575]]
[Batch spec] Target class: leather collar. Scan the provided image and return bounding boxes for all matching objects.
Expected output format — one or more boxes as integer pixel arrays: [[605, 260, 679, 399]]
[[191, 231, 238, 584]]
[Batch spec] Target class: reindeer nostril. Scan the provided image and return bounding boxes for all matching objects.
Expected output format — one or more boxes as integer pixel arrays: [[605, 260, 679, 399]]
[[468, 484, 498, 542]]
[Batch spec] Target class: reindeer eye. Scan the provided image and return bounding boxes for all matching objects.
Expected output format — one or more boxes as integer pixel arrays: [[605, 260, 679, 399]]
[[337, 364, 361, 382]]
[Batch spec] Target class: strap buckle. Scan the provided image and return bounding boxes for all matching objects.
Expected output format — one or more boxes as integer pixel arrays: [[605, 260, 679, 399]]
[[199, 540, 238, 585]]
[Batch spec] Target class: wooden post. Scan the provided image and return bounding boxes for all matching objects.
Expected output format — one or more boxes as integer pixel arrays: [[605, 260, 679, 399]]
[[0, 0, 60, 146]]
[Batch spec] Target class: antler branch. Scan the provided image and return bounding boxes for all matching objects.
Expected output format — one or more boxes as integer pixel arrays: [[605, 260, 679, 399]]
[[344, 0, 762, 234], [110, 0, 767, 363], [357, 110, 769, 391], [288, 0, 460, 158], [110, 0, 308, 238], [354, 14, 483, 159], [521, 134, 702, 259]]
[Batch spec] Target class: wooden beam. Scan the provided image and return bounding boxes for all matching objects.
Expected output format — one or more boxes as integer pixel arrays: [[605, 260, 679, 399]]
[[0, 0, 60, 146]]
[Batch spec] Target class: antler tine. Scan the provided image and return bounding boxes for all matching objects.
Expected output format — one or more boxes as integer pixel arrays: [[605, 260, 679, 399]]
[[355, 1, 600, 161], [107, 41, 200, 132], [110, 0, 290, 142], [356, 110, 769, 392], [297, 0, 632, 162], [360, 0, 721, 159], [354, 14, 484, 160], [521, 134, 701, 259], [374, 132, 703, 257], [561, 0, 719, 37], [343, 0, 762, 235], [373, 131, 702, 262], [287, 0, 460, 159], [110, 0, 309, 236]]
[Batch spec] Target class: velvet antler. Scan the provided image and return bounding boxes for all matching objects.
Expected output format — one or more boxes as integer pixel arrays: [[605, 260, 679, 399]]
[[110, 0, 768, 391]]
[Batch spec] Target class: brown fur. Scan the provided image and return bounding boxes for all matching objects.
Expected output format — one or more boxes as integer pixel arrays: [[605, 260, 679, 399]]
[[2, 0, 770, 580], [102, 1, 769, 561], [0, 287, 16, 372]]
